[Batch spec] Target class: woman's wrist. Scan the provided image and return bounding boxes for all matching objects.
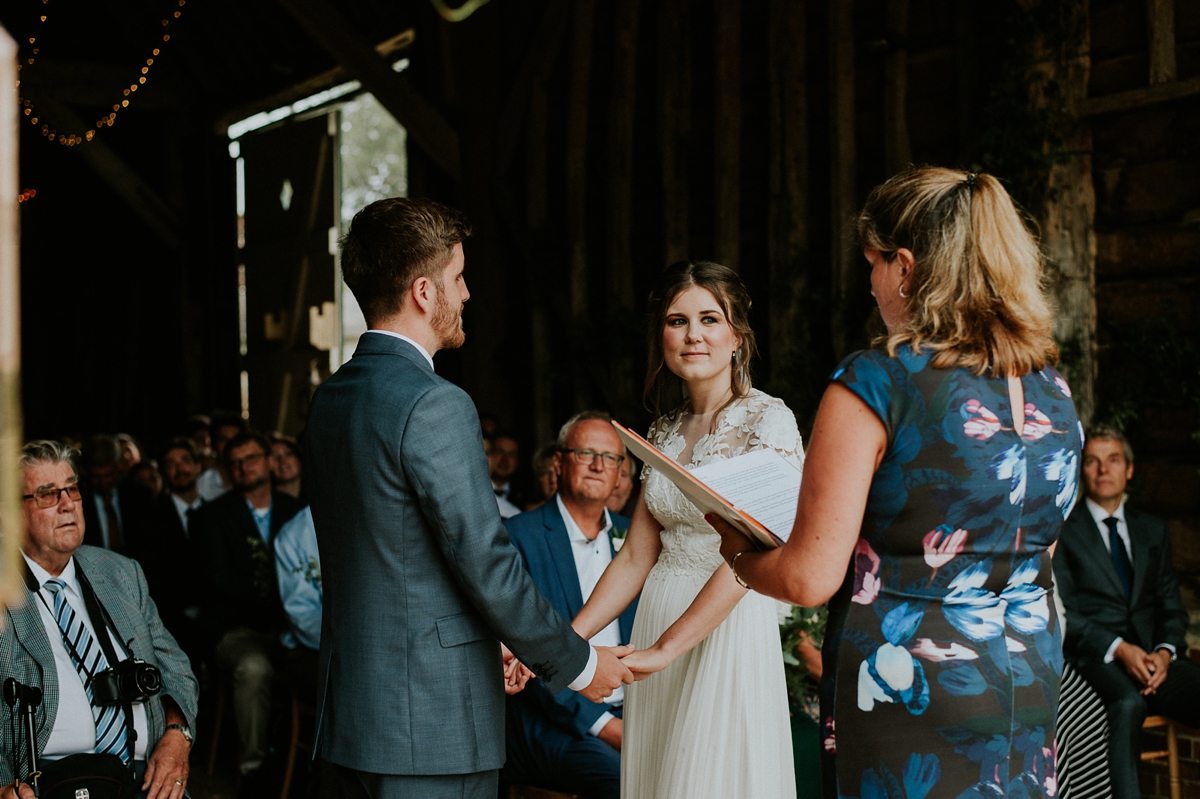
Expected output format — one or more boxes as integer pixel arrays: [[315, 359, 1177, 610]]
[[730, 550, 754, 589]]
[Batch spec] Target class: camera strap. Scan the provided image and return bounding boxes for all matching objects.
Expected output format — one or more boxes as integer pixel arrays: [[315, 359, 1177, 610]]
[[74, 563, 137, 774]]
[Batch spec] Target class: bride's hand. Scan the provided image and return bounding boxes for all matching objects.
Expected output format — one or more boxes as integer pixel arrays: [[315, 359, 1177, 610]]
[[704, 514, 756, 566], [620, 645, 672, 680]]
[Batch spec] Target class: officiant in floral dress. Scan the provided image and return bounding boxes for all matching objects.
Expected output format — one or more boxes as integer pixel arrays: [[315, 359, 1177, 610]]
[[710, 167, 1082, 799]]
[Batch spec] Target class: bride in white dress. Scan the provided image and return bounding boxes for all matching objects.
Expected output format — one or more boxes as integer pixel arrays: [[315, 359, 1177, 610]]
[[572, 261, 801, 798]]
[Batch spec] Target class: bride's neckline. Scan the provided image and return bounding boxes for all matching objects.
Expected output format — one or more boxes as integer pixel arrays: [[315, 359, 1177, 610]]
[[666, 390, 761, 467]]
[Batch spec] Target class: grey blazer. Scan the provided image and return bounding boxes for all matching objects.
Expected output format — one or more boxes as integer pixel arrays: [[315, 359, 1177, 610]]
[[0, 546, 200, 784], [304, 333, 591, 776], [1053, 503, 1189, 662]]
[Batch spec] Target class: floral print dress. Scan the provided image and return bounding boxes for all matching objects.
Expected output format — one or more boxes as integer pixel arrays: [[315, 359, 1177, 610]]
[[823, 348, 1082, 799]]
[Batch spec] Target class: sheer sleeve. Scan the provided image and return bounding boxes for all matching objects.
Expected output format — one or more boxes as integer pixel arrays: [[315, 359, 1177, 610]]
[[745, 398, 805, 474]]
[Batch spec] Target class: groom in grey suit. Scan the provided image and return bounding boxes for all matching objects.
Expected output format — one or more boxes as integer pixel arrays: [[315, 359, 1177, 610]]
[[304, 198, 634, 799]]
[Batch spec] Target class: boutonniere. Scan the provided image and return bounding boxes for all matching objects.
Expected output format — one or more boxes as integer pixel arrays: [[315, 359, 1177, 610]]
[[611, 525, 629, 551], [246, 536, 273, 600]]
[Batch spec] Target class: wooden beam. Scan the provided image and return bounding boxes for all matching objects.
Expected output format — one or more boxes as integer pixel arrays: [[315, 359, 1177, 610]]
[[713, 0, 741, 267], [566, 0, 596, 409], [36, 95, 180, 250], [215, 31, 414, 136], [278, 0, 460, 180], [1147, 0, 1176, 85], [883, 0, 911, 175], [494, 5, 570, 175], [829, 0, 856, 359], [767, 0, 813, 416], [658, 0, 691, 265], [1081, 75, 1200, 117]]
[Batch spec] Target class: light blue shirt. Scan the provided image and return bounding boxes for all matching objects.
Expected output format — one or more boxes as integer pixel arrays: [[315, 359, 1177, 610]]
[[274, 506, 322, 650], [246, 498, 272, 544]]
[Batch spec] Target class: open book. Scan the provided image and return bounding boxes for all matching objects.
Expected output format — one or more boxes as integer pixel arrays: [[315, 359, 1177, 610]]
[[613, 421, 802, 549]]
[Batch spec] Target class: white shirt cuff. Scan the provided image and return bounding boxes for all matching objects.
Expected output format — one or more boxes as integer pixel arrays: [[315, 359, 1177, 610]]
[[1155, 643, 1177, 659], [1103, 637, 1124, 664], [568, 646, 599, 692], [588, 711, 616, 737]]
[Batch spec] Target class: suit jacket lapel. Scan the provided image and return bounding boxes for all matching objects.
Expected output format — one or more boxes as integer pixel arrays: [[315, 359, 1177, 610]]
[[8, 586, 59, 752], [542, 501, 585, 618], [1126, 509, 1151, 603]]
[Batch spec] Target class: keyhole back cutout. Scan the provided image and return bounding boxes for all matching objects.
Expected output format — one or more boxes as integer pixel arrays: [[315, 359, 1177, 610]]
[[1007, 375, 1025, 439]]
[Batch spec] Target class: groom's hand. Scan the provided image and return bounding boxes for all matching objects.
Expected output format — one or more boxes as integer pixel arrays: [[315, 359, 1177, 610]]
[[580, 644, 635, 702]]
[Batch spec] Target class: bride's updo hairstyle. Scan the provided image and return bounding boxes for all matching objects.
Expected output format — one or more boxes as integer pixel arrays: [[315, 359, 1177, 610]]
[[856, 166, 1058, 377], [643, 260, 758, 418]]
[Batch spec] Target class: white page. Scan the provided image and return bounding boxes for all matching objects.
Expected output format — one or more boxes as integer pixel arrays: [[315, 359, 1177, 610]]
[[690, 448, 802, 542]]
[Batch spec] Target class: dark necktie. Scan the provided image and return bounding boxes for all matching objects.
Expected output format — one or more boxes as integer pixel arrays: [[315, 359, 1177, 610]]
[[1104, 516, 1132, 601], [102, 491, 124, 554]]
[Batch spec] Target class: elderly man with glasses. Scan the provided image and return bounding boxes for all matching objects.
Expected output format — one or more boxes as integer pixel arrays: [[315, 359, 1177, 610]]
[[499, 411, 639, 799], [1, 440, 198, 799]]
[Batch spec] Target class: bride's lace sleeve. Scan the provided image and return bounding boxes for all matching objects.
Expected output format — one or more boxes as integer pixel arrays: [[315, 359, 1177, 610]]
[[744, 397, 805, 474], [640, 415, 667, 483]]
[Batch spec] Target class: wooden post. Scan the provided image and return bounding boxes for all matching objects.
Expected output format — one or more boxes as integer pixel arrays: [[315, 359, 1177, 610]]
[[526, 79, 554, 447], [1147, 0, 1176, 85], [1033, 0, 1097, 424], [1, 27, 24, 607], [767, 0, 813, 417], [659, 0, 691, 265], [829, 0, 857, 359], [883, 0, 911, 175], [567, 0, 596, 409], [607, 0, 641, 418], [713, 0, 741, 267]]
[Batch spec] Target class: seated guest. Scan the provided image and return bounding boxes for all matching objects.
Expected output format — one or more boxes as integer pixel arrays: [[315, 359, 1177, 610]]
[[273, 505, 322, 698], [1, 441, 198, 799], [501, 412, 637, 799], [269, 433, 304, 500], [526, 442, 559, 511], [605, 455, 638, 518], [184, 414, 214, 470], [129, 459, 163, 498], [193, 430, 303, 778], [195, 411, 246, 501], [1053, 426, 1200, 799], [486, 435, 522, 519], [141, 438, 208, 665], [116, 433, 143, 477], [80, 433, 151, 556]]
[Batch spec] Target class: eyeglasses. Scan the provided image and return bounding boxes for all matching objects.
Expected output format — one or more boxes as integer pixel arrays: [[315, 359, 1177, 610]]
[[561, 448, 625, 470], [23, 484, 82, 509], [228, 452, 266, 469]]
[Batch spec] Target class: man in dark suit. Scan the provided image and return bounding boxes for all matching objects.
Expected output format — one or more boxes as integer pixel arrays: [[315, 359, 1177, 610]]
[[79, 433, 152, 556], [140, 438, 208, 665], [502, 412, 638, 799], [2, 440, 198, 799], [193, 430, 303, 780], [304, 198, 632, 799], [1053, 425, 1200, 799]]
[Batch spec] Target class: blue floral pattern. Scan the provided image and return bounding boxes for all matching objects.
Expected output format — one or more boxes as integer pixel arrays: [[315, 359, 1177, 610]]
[[824, 348, 1081, 799]]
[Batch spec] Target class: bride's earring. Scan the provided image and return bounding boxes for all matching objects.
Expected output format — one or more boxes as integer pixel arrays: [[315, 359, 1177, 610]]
[[732, 349, 739, 362]]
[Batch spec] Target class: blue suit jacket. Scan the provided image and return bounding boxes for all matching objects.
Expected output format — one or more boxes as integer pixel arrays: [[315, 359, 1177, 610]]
[[304, 334, 591, 775], [504, 499, 637, 738]]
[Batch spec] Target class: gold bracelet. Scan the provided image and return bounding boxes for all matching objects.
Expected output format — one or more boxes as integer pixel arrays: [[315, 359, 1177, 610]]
[[730, 550, 752, 590]]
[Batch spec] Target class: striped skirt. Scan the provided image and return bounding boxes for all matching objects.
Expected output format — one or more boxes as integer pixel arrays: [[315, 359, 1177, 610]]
[[1057, 661, 1113, 799]]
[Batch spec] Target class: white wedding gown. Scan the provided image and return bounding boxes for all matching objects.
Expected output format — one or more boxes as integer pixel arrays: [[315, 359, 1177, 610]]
[[622, 389, 801, 799]]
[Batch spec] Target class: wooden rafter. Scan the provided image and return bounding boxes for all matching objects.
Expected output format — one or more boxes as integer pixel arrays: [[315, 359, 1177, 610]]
[[278, 0, 461, 180]]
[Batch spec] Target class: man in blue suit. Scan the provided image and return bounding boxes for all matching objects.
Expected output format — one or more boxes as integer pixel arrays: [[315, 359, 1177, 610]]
[[502, 412, 638, 799], [304, 198, 633, 799]]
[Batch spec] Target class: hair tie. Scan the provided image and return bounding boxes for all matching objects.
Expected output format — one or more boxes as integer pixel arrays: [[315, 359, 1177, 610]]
[[965, 172, 978, 190]]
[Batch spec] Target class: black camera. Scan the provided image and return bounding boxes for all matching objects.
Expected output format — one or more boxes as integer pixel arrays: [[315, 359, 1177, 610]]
[[92, 659, 162, 706]]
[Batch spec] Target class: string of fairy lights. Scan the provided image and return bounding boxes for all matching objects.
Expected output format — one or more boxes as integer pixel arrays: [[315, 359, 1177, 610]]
[[15, 0, 187, 147]]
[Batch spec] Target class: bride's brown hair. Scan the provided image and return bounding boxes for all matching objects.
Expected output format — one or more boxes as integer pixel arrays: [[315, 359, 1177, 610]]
[[643, 260, 758, 419]]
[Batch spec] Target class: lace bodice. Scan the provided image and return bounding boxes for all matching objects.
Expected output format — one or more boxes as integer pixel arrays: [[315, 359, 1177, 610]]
[[643, 389, 805, 576]]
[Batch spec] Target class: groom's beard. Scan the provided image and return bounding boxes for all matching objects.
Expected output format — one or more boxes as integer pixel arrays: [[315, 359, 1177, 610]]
[[432, 284, 466, 350]]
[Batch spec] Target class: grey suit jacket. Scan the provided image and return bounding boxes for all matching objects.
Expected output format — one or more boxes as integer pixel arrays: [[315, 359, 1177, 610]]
[[1053, 503, 1189, 662], [304, 333, 591, 776], [0, 546, 199, 784]]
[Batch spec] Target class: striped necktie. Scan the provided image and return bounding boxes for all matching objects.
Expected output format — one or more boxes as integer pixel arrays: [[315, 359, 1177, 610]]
[[41, 579, 130, 765]]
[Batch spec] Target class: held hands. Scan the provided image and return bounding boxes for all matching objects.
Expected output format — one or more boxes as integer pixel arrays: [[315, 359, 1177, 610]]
[[703, 513, 755, 568], [580, 644, 636, 702], [619, 644, 673, 681], [501, 644, 534, 695], [1115, 641, 1172, 695]]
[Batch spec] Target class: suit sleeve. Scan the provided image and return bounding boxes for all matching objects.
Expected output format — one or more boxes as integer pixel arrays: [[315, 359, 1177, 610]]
[[1053, 533, 1121, 662], [1149, 517, 1189, 654], [131, 559, 199, 732], [401, 384, 591, 693]]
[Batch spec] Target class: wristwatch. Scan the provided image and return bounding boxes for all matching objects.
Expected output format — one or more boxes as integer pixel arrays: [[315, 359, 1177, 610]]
[[166, 723, 194, 747]]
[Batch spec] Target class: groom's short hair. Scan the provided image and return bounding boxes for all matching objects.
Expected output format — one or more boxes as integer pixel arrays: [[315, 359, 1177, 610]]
[[340, 197, 473, 325]]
